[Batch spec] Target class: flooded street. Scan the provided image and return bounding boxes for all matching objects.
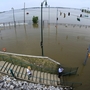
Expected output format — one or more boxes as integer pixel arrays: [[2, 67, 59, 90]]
[[0, 24, 90, 89], [0, 8, 90, 89]]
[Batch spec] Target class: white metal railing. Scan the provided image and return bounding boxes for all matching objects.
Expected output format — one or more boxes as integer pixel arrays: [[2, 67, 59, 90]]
[[0, 51, 60, 65]]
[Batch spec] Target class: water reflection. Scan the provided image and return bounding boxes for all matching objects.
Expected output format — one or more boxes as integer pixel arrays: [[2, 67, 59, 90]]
[[24, 24, 28, 40], [61, 47, 63, 52], [3, 23, 5, 30], [55, 26, 57, 41], [66, 35, 68, 40], [77, 36, 80, 40], [0, 30, 3, 40], [9, 22, 11, 29], [79, 66, 85, 75], [14, 27, 18, 43], [32, 24, 39, 28], [48, 25, 50, 44]]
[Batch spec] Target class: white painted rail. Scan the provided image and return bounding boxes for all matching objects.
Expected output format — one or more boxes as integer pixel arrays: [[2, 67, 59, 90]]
[[0, 51, 60, 65]]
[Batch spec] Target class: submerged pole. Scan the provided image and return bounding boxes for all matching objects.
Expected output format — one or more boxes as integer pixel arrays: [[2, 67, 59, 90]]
[[41, 4, 44, 56], [83, 45, 90, 65]]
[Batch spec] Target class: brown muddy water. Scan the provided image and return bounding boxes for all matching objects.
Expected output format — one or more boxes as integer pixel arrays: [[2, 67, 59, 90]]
[[0, 24, 90, 90]]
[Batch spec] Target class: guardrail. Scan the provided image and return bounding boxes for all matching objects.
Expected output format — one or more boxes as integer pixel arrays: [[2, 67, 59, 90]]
[[0, 19, 90, 28], [0, 51, 60, 65], [0, 51, 79, 75], [0, 51, 60, 74]]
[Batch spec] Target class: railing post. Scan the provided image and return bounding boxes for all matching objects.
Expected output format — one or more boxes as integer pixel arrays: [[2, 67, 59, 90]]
[[2, 56, 4, 61], [21, 62, 22, 67], [83, 45, 90, 65], [10, 55, 13, 64], [10, 69, 16, 78]]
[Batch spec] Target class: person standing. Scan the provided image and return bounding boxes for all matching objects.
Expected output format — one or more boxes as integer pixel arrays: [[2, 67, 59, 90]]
[[58, 66, 64, 78], [27, 66, 32, 80]]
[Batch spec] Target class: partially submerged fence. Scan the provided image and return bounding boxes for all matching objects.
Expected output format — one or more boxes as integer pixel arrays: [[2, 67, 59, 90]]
[[0, 51, 78, 75], [0, 20, 90, 29], [0, 51, 60, 74]]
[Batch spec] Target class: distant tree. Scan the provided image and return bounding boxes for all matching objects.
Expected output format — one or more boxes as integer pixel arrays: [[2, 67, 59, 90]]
[[32, 16, 38, 24]]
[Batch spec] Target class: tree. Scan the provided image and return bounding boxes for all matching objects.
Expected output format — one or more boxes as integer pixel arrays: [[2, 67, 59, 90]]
[[32, 16, 38, 24]]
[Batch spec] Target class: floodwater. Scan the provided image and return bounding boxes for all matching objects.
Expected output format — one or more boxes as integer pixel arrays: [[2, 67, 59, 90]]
[[0, 8, 90, 90]]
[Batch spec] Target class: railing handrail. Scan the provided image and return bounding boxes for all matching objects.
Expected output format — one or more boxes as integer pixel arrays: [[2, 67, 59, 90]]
[[0, 20, 90, 27], [0, 51, 60, 65]]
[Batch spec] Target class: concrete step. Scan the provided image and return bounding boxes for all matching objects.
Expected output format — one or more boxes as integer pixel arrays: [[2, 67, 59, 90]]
[[40, 72, 44, 83], [7, 63, 12, 73], [1, 62, 9, 72], [8, 64, 14, 74], [50, 74, 54, 85], [4, 63, 12, 73], [22, 68, 27, 79], [33, 70, 37, 82], [25, 71, 28, 80], [37, 71, 40, 83], [17, 66, 22, 77], [47, 73, 51, 85], [57, 77, 60, 85], [13, 65, 18, 75], [44, 73, 47, 84], [18, 67, 24, 78], [0, 61, 6, 70], [15, 66, 21, 77], [30, 70, 34, 81], [54, 74, 58, 86], [21, 67, 24, 78]]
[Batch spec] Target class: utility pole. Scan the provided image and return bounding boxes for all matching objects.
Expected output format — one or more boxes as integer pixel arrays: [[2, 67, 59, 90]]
[[48, 5, 50, 25], [12, 8, 16, 28], [41, 0, 47, 56], [56, 8, 58, 27], [83, 45, 90, 65], [24, 2, 25, 23]]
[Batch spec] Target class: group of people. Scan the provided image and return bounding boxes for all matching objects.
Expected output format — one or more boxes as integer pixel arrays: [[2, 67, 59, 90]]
[[26, 65, 64, 80]]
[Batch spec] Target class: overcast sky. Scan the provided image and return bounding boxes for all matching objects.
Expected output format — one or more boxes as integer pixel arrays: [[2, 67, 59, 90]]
[[0, 0, 90, 11]]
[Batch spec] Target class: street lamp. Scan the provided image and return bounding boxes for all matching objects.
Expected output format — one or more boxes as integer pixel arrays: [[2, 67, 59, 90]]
[[11, 8, 16, 28], [41, 0, 47, 56], [55, 8, 58, 27], [24, 2, 25, 23], [48, 5, 50, 25]]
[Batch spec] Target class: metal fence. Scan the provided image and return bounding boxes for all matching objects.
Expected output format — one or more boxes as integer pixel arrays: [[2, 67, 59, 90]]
[[0, 51, 78, 75]]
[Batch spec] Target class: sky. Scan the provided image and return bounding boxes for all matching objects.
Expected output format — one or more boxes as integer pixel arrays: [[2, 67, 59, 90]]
[[0, 0, 90, 11]]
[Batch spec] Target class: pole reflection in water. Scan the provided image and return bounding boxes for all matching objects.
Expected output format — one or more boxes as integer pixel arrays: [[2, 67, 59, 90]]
[[48, 24, 50, 44], [14, 27, 18, 44], [0, 30, 3, 40], [66, 35, 68, 40], [24, 24, 28, 40], [24, 24, 28, 49], [55, 26, 57, 41], [79, 65, 85, 76]]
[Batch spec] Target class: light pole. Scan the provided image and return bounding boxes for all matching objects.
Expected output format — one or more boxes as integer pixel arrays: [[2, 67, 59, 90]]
[[41, 0, 47, 56], [56, 8, 58, 27], [11, 8, 16, 28], [24, 2, 25, 23], [48, 5, 50, 25]]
